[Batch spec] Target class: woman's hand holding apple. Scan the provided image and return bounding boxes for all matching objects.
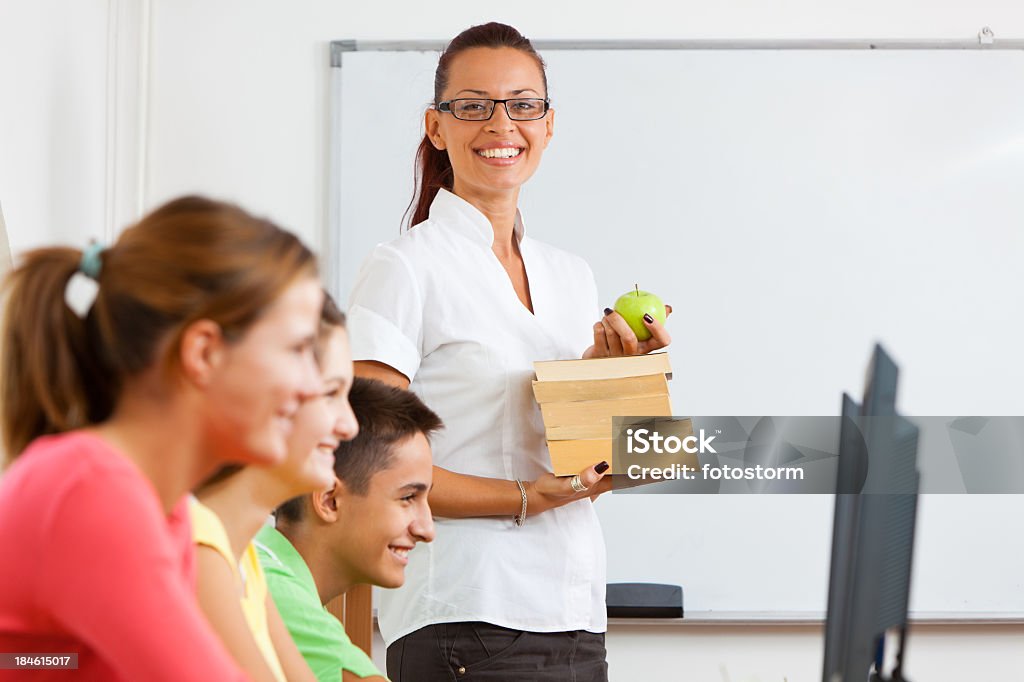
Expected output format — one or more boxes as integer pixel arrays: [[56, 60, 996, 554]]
[[583, 288, 672, 359]]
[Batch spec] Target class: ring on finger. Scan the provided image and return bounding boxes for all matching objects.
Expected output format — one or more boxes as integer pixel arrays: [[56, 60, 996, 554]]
[[570, 474, 589, 493]]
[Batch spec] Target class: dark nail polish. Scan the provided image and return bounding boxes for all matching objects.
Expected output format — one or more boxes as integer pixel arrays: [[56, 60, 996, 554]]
[[603, 307, 613, 316], [643, 313, 654, 324], [595, 461, 610, 474]]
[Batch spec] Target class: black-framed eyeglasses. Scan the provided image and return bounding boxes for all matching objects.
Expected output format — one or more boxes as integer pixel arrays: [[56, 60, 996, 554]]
[[436, 98, 550, 121]]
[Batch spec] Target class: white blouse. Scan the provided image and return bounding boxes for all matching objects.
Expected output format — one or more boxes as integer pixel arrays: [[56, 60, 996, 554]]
[[347, 189, 608, 646]]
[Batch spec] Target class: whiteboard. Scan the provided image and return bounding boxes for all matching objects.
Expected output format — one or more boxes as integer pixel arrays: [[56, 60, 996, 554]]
[[329, 45, 1024, 618]]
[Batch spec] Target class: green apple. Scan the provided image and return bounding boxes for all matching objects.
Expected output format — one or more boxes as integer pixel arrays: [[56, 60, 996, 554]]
[[613, 286, 666, 341]]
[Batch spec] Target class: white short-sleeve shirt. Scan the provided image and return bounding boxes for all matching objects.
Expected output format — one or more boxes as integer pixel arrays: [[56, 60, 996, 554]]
[[347, 189, 608, 645]]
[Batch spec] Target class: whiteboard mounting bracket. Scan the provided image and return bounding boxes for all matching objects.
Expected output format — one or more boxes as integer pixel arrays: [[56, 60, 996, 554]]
[[978, 26, 995, 46]]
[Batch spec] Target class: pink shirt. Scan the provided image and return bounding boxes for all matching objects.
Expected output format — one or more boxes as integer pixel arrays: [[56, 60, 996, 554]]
[[0, 431, 247, 681]]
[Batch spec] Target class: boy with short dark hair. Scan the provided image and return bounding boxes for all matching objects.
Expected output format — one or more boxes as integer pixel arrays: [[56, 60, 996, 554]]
[[256, 377, 441, 682]]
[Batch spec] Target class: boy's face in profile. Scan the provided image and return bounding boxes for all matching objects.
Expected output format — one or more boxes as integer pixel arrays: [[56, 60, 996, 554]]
[[332, 432, 435, 588]]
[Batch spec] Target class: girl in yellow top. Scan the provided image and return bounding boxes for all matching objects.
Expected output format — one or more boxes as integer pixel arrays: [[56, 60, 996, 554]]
[[191, 296, 359, 682], [190, 498, 287, 680]]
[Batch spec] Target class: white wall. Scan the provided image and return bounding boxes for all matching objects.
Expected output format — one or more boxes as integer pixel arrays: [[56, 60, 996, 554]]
[[8, 0, 1024, 251], [0, 0, 109, 252], [4, 1, 1024, 679], [6, 1, 1024, 252], [603, 623, 1024, 681]]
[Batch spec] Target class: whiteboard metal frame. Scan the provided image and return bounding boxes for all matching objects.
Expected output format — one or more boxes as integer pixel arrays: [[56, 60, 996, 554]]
[[608, 612, 1024, 626], [332, 37, 1024, 63], [325, 37, 1024, 295]]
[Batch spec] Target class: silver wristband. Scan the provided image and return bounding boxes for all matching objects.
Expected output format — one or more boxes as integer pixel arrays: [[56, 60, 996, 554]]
[[514, 479, 528, 527]]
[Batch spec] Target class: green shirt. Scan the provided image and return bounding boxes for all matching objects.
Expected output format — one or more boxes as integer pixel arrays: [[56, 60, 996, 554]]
[[255, 525, 385, 681]]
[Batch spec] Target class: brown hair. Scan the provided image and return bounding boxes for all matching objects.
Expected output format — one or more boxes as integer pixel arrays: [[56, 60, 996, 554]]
[[275, 377, 442, 522], [1, 196, 317, 460], [316, 292, 346, 364], [405, 22, 548, 228]]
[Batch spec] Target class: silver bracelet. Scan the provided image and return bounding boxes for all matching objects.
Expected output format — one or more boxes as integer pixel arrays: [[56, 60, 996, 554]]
[[514, 479, 528, 527]]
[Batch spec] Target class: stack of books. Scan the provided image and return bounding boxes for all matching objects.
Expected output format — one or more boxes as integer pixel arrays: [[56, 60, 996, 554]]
[[532, 353, 673, 476]]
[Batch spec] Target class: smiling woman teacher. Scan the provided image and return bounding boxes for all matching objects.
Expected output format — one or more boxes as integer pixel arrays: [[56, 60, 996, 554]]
[[348, 23, 671, 681]]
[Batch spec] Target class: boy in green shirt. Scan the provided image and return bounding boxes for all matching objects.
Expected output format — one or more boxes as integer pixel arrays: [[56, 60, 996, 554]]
[[256, 377, 440, 682]]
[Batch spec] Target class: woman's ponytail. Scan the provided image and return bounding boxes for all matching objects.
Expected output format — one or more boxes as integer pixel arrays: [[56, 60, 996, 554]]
[[2, 247, 112, 460], [405, 135, 455, 228]]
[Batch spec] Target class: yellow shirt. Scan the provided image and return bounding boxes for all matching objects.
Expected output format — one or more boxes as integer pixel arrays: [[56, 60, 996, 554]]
[[189, 498, 286, 682]]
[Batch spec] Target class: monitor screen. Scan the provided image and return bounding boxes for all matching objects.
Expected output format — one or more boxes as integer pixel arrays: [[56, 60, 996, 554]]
[[822, 345, 920, 682]]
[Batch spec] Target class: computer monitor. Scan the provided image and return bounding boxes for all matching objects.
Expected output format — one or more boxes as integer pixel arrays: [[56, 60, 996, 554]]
[[822, 344, 921, 682]]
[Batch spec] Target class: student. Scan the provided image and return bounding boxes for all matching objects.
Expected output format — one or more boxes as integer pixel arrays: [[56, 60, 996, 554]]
[[191, 295, 357, 682], [347, 22, 672, 681], [0, 196, 323, 681], [255, 377, 441, 682]]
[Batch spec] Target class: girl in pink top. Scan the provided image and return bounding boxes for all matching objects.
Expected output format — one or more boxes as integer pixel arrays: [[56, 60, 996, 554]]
[[0, 196, 325, 681]]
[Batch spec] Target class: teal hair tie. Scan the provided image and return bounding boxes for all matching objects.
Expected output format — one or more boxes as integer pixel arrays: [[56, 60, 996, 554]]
[[79, 242, 105, 280]]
